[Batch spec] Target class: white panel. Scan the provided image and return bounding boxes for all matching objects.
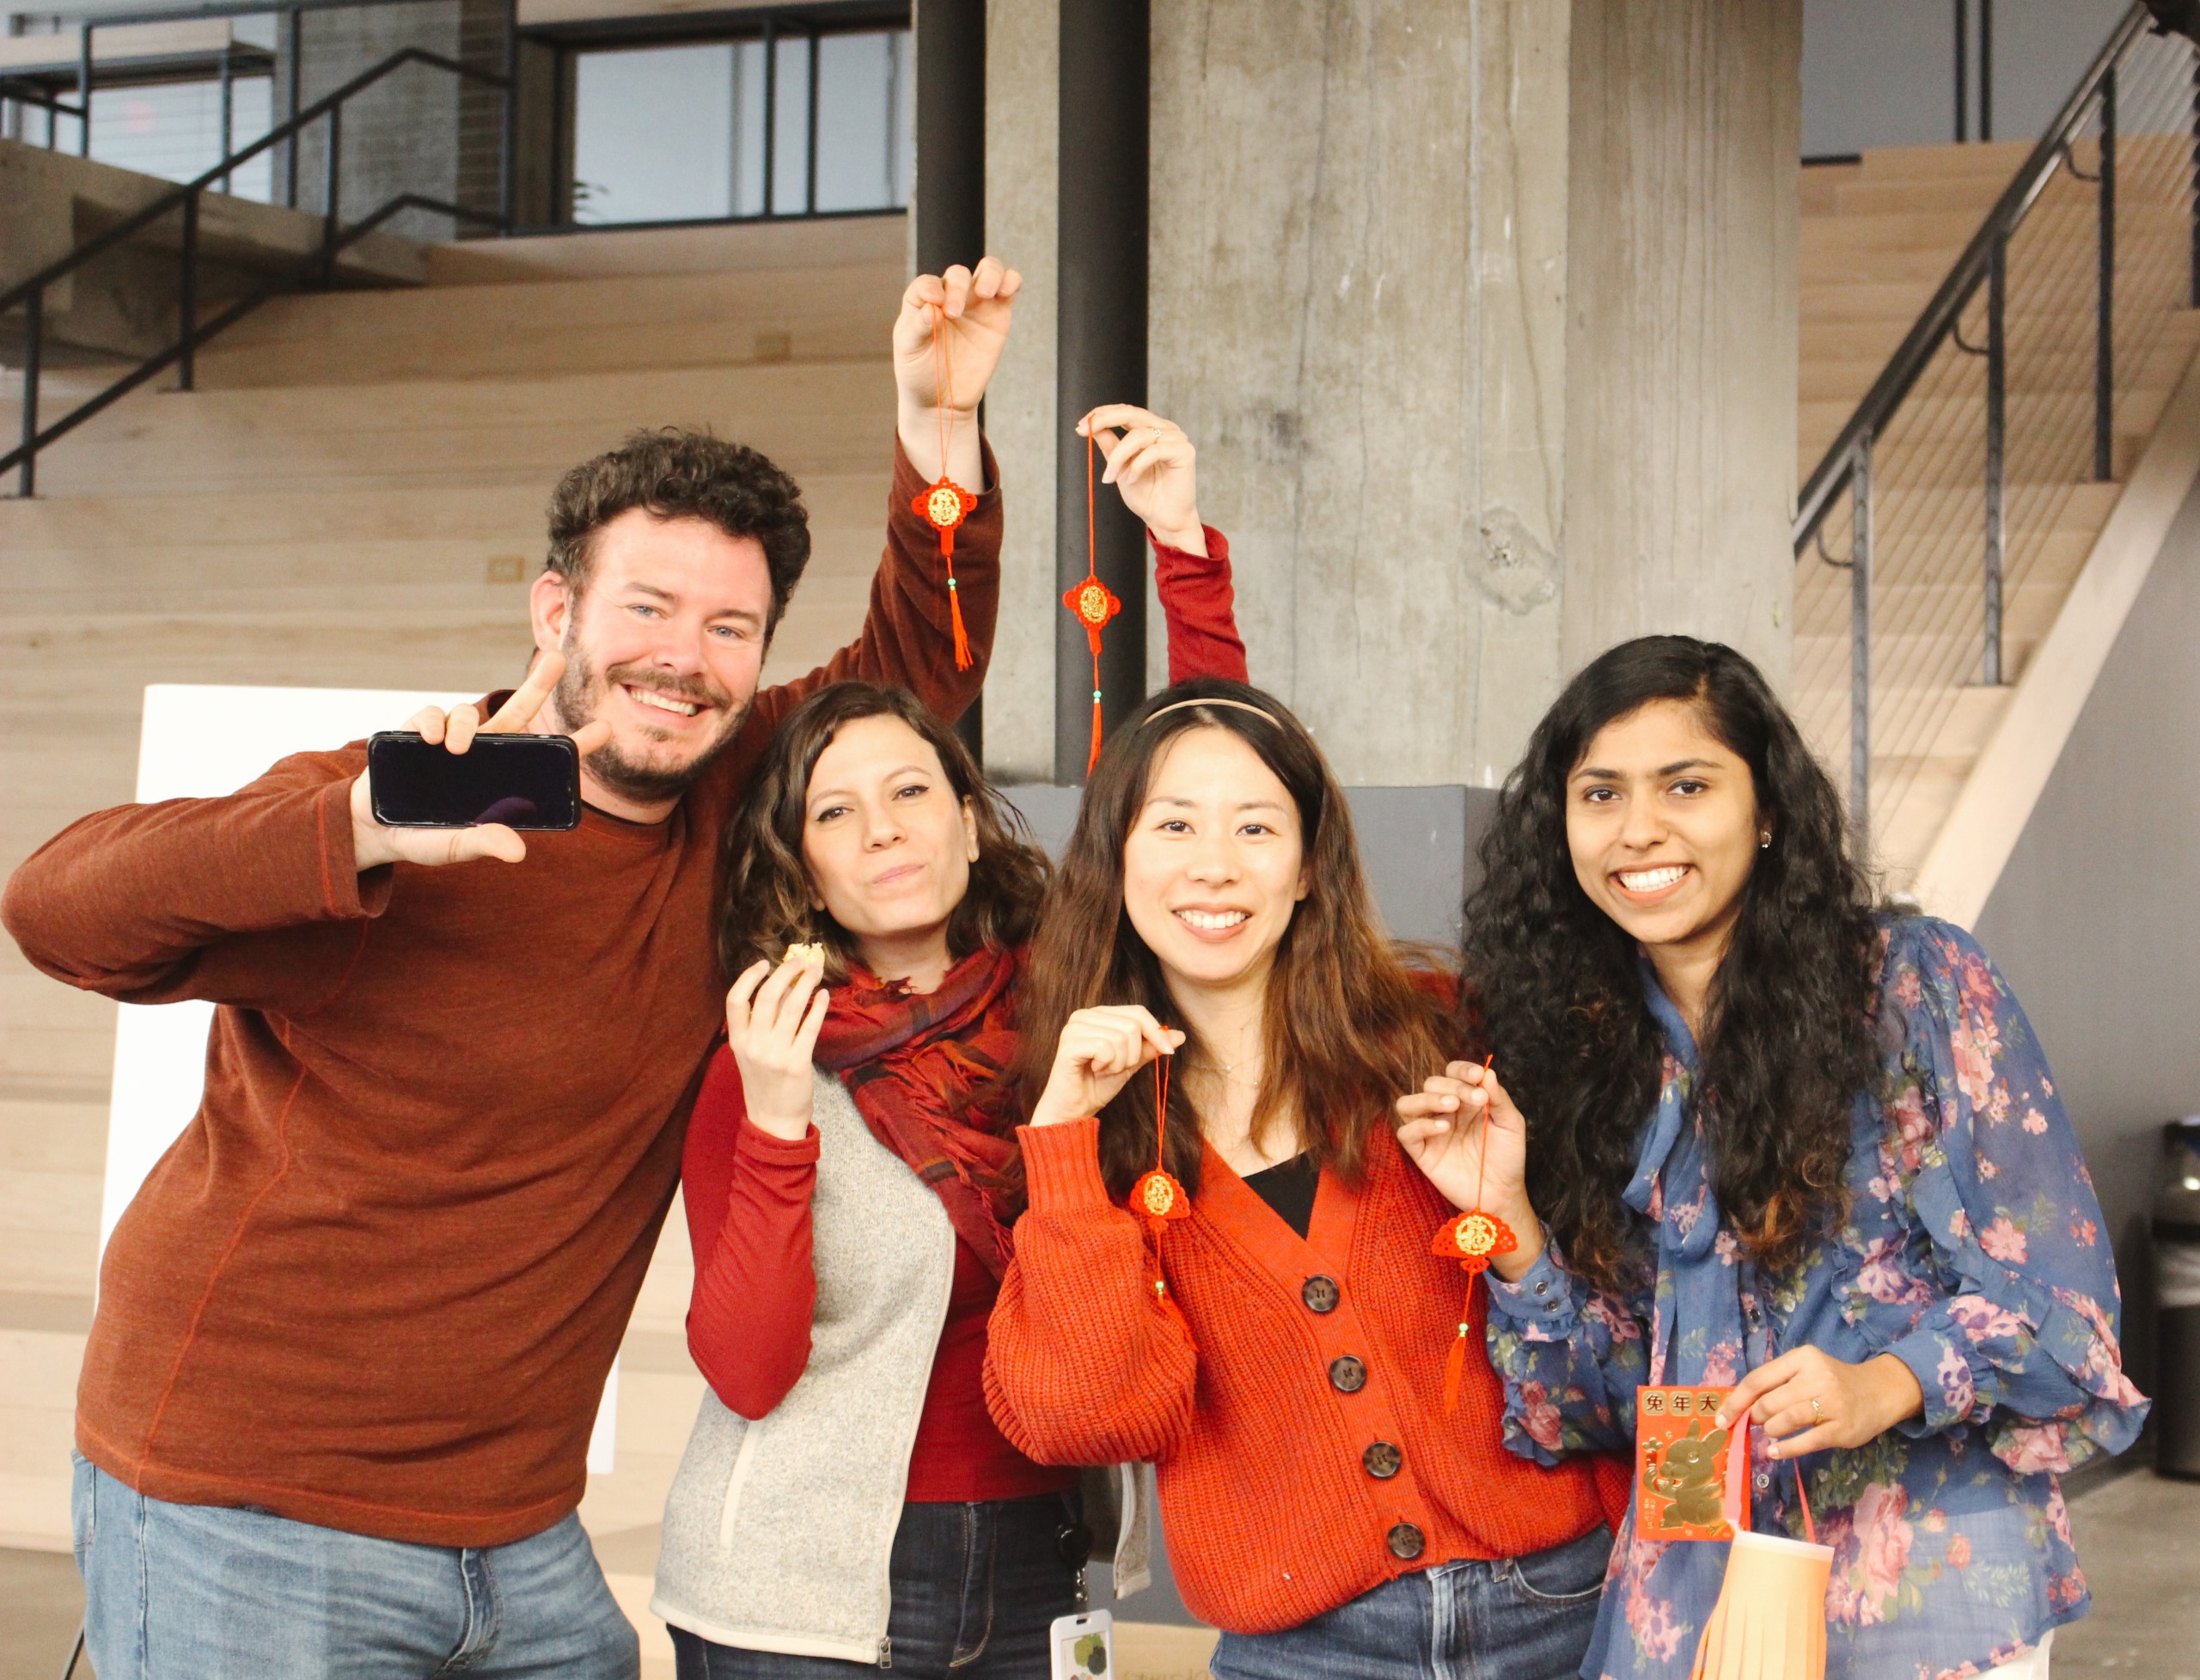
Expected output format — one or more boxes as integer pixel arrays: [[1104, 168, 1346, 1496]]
[[105, 684, 619, 1473]]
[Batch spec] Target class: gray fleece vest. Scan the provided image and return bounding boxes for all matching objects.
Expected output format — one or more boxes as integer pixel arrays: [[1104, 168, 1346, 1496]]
[[651, 1071, 1151, 1665]]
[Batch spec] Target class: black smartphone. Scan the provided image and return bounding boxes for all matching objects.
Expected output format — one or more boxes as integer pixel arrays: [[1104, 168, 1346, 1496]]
[[367, 731, 582, 830]]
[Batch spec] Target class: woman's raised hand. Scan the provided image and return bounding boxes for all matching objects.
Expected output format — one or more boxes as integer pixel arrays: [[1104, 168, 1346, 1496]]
[[1395, 1060, 1545, 1277], [726, 948, 830, 1141], [1029, 1005, 1187, 1128], [1079, 405, 1205, 556]]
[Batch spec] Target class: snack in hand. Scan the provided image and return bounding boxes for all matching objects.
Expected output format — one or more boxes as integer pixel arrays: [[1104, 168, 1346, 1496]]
[[782, 941, 828, 967]]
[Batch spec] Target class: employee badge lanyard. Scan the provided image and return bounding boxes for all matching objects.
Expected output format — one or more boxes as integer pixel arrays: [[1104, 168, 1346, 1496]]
[[909, 302, 978, 670], [1429, 1056, 1519, 1414]]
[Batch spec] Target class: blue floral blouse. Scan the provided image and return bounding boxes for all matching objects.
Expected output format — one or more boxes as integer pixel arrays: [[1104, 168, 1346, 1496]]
[[1485, 917, 2147, 1680]]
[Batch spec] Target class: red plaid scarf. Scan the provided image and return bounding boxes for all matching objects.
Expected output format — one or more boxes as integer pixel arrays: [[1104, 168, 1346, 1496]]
[[812, 944, 1025, 1279]]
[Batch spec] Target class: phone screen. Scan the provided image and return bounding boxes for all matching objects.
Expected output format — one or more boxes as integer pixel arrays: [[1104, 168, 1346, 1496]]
[[367, 731, 581, 830]]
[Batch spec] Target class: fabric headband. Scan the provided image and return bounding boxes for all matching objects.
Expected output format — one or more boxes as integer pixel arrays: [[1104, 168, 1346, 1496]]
[[1140, 697, 1280, 729]]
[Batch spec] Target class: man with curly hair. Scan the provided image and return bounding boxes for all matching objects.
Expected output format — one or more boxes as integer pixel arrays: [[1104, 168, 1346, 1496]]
[[3, 258, 1021, 1680]]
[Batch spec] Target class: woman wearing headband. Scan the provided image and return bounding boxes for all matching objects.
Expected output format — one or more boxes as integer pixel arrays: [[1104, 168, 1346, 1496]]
[[649, 408, 1244, 1678], [985, 679, 1626, 1679], [1394, 635, 2143, 1679]]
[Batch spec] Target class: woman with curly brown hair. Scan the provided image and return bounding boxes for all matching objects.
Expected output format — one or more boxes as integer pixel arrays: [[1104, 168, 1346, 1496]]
[[981, 679, 1627, 1680], [649, 407, 1247, 1679]]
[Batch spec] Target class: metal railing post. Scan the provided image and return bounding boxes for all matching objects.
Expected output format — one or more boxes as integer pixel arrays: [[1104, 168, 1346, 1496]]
[[1850, 434, 1873, 845], [1984, 235, 2008, 685], [286, 9, 303, 209], [2097, 68, 2117, 483], [322, 105, 342, 278], [76, 23, 91, 157], [218, 48, 235, 195], [16, 287, 40, 498], [1980, 0, 1994, 142], [499, 0, 518, 231], [1955, 0, 1968, 144], [178, 192, 199, 392]]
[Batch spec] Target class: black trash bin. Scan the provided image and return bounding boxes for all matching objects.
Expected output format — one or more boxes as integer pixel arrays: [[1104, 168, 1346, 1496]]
[[2155, 1117, 2200, 1478]]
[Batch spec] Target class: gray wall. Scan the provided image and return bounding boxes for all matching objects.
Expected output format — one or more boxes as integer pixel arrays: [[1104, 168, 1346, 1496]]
[[1973, 479, 2200, 1395], [1801, 0, 2129, 156]]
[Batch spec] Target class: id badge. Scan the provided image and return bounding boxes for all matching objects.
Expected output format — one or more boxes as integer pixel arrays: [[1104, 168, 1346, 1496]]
[[1635, 1384, 1749, 1541], [1049, 1610, 1114, 1680]]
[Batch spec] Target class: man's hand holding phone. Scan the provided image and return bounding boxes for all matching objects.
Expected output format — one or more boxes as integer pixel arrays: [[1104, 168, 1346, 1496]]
[[349, 651, 611, 872]]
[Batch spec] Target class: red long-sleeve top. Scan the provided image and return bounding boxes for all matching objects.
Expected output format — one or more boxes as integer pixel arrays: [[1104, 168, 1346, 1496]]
[[682, 527, 1246, 1502], [982, 1116, 1628, 1634]]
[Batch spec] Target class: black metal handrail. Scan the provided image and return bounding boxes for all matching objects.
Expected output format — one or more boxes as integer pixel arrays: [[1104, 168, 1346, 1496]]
[[1794, 3, 2153, 553], [3, 46, 509, 497], [1790, 0, 2184, 843]]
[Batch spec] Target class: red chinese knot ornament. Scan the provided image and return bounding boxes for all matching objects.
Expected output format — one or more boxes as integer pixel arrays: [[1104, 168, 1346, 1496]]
[[1431, 1055, 1516, 1414], [913, 303, 976, 669], [1064, 431, 1122, 771], [1136, 1050, 1195, 1344]]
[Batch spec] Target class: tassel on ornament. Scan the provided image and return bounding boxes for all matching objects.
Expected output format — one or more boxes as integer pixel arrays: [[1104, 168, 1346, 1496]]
[[1063, 430, 1123, 773], [911, 303, 978, 670], [1134, 1049, 1195, 1350]]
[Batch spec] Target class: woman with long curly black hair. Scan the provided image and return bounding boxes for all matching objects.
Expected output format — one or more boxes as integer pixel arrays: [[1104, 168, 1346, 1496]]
[[1391, 635, 2144, 1680]]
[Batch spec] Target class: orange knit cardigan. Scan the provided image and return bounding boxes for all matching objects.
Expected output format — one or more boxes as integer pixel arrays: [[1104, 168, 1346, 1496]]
[[983, 1115, 1627, 1636]]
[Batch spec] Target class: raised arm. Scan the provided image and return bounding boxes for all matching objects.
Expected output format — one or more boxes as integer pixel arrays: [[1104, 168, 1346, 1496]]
[[1081, 404, 1249, 685], [739, 260, 1022, 753]]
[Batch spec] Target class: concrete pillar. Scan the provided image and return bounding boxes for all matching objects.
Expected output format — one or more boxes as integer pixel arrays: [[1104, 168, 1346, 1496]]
[[1561, 0, 1801, 690], [978, 0, 1800, 785], [980, 0, 1060, 782]]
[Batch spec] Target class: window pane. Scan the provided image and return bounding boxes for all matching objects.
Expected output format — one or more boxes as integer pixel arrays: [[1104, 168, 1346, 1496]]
[[571, 42, 733, 224], [730, 37, 767, 217], [772, 33, 810, 213], [88, 76, 274, 202], [813, 29, 898, 213]]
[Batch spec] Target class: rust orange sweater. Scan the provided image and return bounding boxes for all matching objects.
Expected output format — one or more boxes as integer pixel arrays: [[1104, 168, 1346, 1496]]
[[984, 1116, 1621, 1635]]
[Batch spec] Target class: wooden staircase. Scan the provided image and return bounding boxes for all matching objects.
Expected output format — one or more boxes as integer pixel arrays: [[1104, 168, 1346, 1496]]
[[1795, 137, 2200, 889], [0, 214, 908, 1665]]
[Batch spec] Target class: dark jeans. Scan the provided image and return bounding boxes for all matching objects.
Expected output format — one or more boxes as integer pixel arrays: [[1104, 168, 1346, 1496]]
[[670, 1494, 1080, 1677], [1208, 1524, 1613, 1680]]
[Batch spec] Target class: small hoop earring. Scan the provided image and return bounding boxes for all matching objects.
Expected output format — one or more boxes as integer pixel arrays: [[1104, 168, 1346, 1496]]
[[1757, 832, 1772, 850]]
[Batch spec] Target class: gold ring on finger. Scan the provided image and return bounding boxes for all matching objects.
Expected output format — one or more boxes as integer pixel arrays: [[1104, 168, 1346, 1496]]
[[1809, 1397, 1824, 1424]]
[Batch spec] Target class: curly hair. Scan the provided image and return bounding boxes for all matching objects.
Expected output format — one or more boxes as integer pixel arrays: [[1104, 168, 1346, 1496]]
[[718, 681, 1050, 985], [546, 428, 810, 632], [1462, 636, 1883, 1294], [1012, 677, 1453, 1200]]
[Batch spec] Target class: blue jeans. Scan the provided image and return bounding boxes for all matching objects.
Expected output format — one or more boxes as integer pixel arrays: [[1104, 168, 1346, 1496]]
[[669, 1494, 1080, 1678], [1208, 1524, 1612, 1680], [71, 1453, 637, 1680]]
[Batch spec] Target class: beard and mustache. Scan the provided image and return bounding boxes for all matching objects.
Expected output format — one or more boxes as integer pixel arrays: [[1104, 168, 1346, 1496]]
[[551, 630, 753, 806]]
